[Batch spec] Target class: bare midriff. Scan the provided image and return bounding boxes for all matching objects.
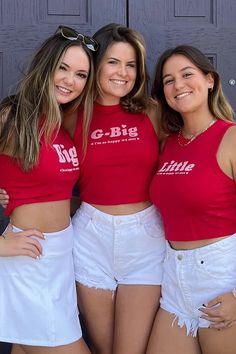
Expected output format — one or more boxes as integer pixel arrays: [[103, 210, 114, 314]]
[[170, 236, 231, 250], [90, 201, 152, 216], [10, 200, 70, 232]]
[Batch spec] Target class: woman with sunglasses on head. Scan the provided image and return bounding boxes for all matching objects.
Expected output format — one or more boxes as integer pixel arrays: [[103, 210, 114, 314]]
[[0, 26, 97, 354], [70, 23, 166, 354], [0, 24, 165, 354], [147, 45, 236, 354]]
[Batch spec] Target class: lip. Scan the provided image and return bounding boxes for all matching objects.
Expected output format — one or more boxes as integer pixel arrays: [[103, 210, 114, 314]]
[[56, 85, 72, 95], [109, 79, 127, 85], [175, 91, 192, 100]]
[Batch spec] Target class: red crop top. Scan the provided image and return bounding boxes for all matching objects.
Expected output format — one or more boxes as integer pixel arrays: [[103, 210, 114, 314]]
[[74, 103, 159, 205], [0, 126, 80, 215], [150, 119, 236, 241]]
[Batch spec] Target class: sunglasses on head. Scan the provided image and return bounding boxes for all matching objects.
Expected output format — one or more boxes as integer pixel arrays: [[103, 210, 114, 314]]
[[56, 25, 99, 52]]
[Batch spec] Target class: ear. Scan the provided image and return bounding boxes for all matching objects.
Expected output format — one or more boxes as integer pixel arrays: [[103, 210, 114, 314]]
[[206, 72, 214, 90]]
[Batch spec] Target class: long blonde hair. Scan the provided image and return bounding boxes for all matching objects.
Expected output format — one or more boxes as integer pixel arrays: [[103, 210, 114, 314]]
[[0, 32, 94, 171]]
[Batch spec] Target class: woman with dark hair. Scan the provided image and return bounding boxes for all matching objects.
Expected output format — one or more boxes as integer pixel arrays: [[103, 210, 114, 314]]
[[147, 45, 236, 354], [0, 25, 97, 354], [71, 23, 165, 354]]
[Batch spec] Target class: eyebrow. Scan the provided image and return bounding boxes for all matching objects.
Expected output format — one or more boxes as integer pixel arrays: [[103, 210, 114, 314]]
[[163, 66, 196, 79], [60, 62, 69, 67], [107, 56, 136, 63], [60, 61, 89, 74]]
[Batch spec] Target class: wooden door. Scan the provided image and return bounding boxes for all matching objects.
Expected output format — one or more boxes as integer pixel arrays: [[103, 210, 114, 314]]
[[129, 0, 236, 112], [0, 0, 127, 235], [0, 0, 235, 110], [0, 0, 127, 99], [1, 1, 236, 231]]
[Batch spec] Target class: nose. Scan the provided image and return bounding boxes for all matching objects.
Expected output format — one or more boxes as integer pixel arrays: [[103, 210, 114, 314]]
[[63, 72, 74, 86], [118, 64, 128, 77], [174, 77, 184, 90]]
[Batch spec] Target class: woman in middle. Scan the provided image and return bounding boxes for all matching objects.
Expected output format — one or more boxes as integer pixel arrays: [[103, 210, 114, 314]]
[[72, 23, 166, 354]]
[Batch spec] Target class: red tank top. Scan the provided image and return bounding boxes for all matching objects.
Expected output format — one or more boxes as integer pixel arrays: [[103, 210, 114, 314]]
[[0, 126, 80, 216], [74, 103, 159, 205], [150, 119, 236, 241]]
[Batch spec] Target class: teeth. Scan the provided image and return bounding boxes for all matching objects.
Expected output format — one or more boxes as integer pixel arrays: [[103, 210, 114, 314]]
[[57, 86, 71, 93], [110, 80, 126, 85], [175, 92, 191, 99]]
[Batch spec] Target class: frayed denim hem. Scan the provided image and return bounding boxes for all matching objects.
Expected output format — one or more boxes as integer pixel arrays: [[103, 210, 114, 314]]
[[75, 277, 116, 293], [171, 315, 199, 337]]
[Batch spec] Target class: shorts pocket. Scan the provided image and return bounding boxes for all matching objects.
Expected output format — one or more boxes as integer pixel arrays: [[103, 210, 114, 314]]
[[197, 250, 236, 280]]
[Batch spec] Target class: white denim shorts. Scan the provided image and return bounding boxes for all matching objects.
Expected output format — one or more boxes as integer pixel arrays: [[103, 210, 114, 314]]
[[72, 202, 166, 290], [160, 234, 236, 336], [0, 223, 82, 346]]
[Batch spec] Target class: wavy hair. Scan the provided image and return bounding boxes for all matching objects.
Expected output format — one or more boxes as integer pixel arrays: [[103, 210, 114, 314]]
[[92, 23, 151, 113], [0, 30, 94, 170], [152, 45, 234, 134]]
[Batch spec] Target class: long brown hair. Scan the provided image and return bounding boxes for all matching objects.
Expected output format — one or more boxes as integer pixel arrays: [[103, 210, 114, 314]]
[[81, 23, 156, 156], [93, 23, 151, 112]]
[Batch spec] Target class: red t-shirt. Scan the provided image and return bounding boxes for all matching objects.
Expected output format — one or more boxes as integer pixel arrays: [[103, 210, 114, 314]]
[[0, 126, 80, 215], [150, 119, 236, 241], [74, 103, 159, 205]]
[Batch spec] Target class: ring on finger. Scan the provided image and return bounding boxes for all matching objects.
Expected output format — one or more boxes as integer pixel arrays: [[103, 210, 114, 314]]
[[223, 320, 229, 327]]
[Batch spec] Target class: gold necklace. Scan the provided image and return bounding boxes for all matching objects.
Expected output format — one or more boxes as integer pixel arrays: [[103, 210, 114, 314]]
[[177, 119, 217, 147]]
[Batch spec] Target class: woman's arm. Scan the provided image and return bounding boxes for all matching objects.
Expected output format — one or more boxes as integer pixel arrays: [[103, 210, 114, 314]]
[[199, 124, 236, 329]]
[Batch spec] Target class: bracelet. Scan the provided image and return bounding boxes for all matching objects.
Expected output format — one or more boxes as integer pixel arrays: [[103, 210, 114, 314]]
[[2, 222, 11, 239], [232, 288, 236, 298]]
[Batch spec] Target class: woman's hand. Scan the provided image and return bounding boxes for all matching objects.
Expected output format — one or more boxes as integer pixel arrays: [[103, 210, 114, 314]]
[[0, 224, 45, 259], [199, 292, 236, 329], [0, 188, 9, 208]]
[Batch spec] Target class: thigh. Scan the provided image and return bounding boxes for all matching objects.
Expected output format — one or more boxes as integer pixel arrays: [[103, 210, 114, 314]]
[[19, 339, 90, 354], [113, 284, 160, 354], [146, 308, 201, 354], [11, 345, 25, 354], [76, 282, 114, 354], [73, 208, 115, 290], [199, 326, 236, 354]]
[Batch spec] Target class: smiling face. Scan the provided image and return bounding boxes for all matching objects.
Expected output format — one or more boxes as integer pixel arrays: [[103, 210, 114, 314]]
[[97, 41, 137, 105], [54, 45, 90, 105], [162, 54, 214, 117]]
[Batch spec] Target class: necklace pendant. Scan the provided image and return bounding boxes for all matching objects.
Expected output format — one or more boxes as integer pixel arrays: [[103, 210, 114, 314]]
[[177, 119, 217, 147], [177, 132, 193, 147]]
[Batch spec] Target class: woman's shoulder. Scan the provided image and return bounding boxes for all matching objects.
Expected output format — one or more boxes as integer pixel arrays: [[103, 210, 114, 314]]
[[145, 98, 164, 136], [221, 120, 236, 143]]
